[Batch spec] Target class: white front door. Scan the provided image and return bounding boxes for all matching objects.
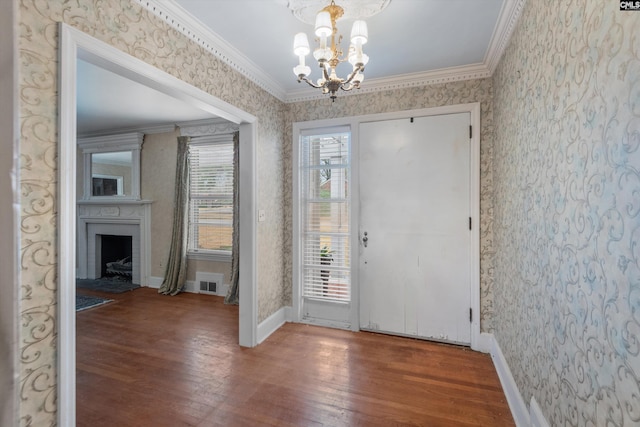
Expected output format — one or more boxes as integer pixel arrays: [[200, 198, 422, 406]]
[[359, 112, 472, 344]]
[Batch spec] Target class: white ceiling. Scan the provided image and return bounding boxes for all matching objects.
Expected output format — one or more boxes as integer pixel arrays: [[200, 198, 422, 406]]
[[77, 0, 523, 136], [77, 59, 215, 135], [171, 0, 504, 93]]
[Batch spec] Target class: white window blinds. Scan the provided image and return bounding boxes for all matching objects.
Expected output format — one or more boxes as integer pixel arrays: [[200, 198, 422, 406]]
[[188, 135, 234, 253], [300, 128, 351, 302]]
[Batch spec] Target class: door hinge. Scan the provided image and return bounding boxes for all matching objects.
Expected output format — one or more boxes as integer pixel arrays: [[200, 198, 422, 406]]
[[469, 217, 472, 230], [469, 125, 472, 139], [410, 117, 414, 123], [469, 308, 472, 322]]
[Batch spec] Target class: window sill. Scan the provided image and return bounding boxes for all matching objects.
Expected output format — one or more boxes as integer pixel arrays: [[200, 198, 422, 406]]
[[187, 251, 231, 263]]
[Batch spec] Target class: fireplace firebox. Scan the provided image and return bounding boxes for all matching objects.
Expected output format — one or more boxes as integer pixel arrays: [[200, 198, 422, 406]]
[[100, 234, 133, 278]]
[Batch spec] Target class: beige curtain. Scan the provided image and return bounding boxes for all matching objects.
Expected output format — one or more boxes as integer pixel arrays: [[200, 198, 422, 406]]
[[159, 136, 190, 296], [225, 131, 240, 304]]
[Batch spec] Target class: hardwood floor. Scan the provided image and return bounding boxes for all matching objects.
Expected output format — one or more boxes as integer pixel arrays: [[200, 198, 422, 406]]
[[76, 287, 514, 426]]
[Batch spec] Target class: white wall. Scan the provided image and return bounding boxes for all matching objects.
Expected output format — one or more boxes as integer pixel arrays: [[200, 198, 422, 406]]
[[0, 0, 19, 424]]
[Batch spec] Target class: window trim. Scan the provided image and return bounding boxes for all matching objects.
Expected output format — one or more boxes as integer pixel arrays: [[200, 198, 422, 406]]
[[299, 129, 352, 302], [293, 125, 353, 333], [187, 249, 231, 262], [187, 133, 235, 255]]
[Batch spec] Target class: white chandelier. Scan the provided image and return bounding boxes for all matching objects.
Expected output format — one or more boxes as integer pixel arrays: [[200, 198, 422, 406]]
[[293, 0, 369, 101]]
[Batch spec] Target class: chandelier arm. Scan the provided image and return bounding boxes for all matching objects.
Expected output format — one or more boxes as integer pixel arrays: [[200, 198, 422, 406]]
[[342, 64, 364, 85], [298, 75, 323, 88], [340, 83, 354, 91]]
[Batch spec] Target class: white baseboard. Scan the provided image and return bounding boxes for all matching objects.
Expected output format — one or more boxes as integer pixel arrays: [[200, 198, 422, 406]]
[[474, 331, 493, 353], [217, 283, 230, 297], [257, 306, 292, 344], [488, 333, 531, 427], [148, 276, 229, 296], [182, 280, 198, 293], [147, 276, 163, 288], [529, 396, 550, 427]]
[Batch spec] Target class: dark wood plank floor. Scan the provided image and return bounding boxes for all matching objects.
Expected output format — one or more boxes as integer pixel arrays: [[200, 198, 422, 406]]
[[76, 287, 514, 426]]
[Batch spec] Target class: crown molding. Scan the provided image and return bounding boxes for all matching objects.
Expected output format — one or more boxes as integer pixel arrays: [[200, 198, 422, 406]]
[[285, 63, 491, 103], [78, 132, 144, 152], [136, 0, 287, 101], [137, 0, 526, 105], [484, 0, 527, 73], [177, 117, 239, 137], [78, 119, 239, 140], [78, 123, 176, 139]]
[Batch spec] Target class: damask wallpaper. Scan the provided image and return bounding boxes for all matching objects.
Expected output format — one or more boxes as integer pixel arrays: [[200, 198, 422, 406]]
[[493, 0, 640, 424], [17, 0, 639, 424], [283, 78, 497, 332], [18, 1, 285, 424]]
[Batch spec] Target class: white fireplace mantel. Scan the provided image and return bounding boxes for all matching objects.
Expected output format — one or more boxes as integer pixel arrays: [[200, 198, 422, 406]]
[[77, 199, 152, 285]]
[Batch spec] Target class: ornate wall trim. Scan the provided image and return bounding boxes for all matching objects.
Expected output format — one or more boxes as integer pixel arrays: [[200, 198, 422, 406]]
[[285, 63, 491, 103]]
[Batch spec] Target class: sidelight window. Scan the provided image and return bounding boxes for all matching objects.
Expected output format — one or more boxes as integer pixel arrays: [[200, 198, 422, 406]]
[[299, 128, 351, 302]]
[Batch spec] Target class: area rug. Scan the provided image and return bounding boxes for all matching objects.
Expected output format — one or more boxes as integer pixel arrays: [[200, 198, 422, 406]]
[[76, 294, 113, 312], [76, 277, 141, 293]]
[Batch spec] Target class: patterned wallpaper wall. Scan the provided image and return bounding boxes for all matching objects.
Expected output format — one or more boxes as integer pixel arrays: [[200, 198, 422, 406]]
[[284, 79, 497, 331], [18, 1, 285, 424], [492, 0, 640, 424]]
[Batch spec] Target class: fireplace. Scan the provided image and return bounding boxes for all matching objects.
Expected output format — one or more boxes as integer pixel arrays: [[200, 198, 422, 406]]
[[77, 200, 152, 286], [87, 223, 140, 283]]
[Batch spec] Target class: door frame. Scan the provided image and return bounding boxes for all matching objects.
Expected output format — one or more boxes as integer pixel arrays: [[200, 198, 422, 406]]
[[58, 23, 258, 427], [292, 103, 481, 347], [0, 2, 18, 425]]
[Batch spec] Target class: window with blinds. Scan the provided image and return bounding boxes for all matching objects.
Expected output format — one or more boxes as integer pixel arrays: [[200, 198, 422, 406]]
[[188, 136, 234, 255], [300, 129, 350, 302]]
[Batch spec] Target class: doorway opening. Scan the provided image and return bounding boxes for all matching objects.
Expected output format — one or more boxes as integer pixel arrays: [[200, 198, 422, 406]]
[[58, 23, 258, 427]]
